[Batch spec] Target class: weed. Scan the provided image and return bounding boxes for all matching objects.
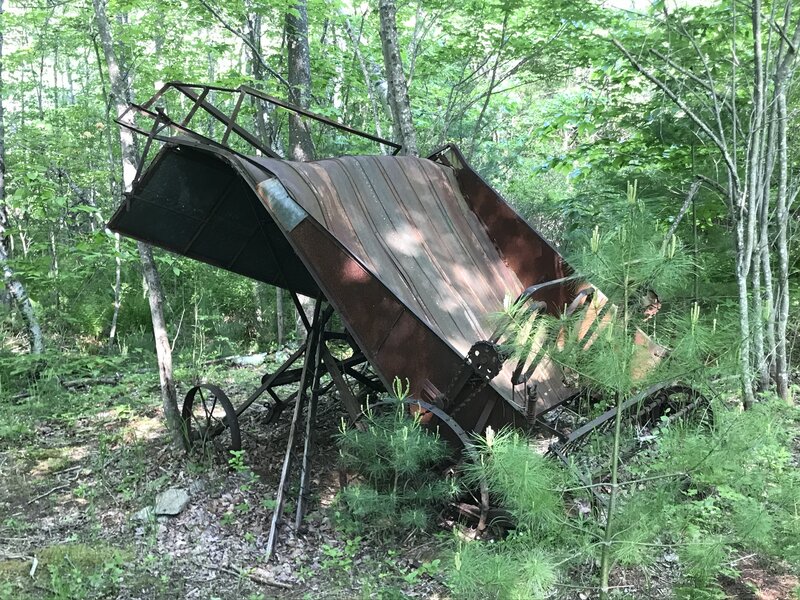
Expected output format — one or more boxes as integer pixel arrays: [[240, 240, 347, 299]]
[[402, 558, 441, 584], [321, 536, 361, 572]]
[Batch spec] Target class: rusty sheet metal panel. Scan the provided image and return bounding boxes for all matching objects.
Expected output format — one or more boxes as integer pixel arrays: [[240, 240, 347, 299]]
[[109, 139, 582, 425], [268, 207, 526, 437], [429, 145, 574, 315], [241, 155, 526, 404]]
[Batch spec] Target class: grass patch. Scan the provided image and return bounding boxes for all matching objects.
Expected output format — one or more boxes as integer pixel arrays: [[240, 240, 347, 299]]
[[0, 543, 131, 600]]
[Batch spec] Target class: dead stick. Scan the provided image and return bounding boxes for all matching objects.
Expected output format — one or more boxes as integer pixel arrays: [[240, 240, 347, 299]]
[[198, 561, 292, 590], [27, 484, 69, 505], [52, 465, 81, 475], [60, 376, 120, 388]]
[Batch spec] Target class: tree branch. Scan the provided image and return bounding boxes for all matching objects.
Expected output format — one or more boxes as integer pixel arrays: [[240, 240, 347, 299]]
[[612, 38, 739, 190], [196, 0, 291, 91], [663, 176, 725, 247]]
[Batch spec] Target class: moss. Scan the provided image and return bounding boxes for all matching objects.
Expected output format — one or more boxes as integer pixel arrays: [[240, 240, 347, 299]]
[[0, 543, 131, 600], [0, 558, 29, 579], [37, 543, 131, 569]]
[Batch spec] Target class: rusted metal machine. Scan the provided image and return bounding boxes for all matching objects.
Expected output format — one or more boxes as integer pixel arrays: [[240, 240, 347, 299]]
[[107, 82, 705, 557]]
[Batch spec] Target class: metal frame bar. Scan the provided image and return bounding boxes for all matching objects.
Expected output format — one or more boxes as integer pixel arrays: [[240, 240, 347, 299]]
[[120, 81, 400, 166], [180, 87, 210, 127], [295, 324, 326, 527], [174, 84, 278, 157], [238, 84, 401, 152], [221, 90, 246, 147], [266, 299, 325, 561]]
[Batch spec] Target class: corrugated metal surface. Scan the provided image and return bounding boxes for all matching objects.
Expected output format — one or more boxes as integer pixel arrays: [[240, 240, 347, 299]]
[[242, 155, 523, 363]]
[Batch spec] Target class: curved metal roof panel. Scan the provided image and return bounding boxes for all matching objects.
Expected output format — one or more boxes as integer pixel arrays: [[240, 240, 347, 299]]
[[243, 154, 523, 360]]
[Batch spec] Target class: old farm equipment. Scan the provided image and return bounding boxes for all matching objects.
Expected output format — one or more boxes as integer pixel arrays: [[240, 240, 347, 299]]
[[107, 82, 705, 556]]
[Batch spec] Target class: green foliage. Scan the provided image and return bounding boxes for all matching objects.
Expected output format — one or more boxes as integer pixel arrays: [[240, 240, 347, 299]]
[[450, 541, 557, 600], [335, 400, 458, 536], [466, 428, 565, 536], [449, 428, 570, 598], [0, 544, 130, 600]]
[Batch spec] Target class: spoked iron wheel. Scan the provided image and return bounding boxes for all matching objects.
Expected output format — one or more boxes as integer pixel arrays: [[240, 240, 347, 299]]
[[551, 383, 712, 493], [633, 384, 713, 432], [182, 384, 241, 455]]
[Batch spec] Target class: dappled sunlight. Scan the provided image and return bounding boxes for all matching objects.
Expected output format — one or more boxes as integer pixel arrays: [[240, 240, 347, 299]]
[[29, 445, 89, 477], [385, 223, 422, 258], [341, 259, 370, 283], [122, 415, 164, 443]]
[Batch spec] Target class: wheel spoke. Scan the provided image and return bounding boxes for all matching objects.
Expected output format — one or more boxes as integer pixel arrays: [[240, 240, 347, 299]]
[[210, 395, 218, 421], [200, 390, 214, 429], [183, 385, 241, 456]]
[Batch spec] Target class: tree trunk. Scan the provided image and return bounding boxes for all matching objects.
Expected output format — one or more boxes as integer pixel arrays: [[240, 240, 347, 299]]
[[286, 0, 315, 162], [285, 0, 316, 331], [276, 287, 284, 346], [108, 232, 122, 350], [343, 18, 388, 153], [775, 91, 790, 402], [378, 0, 418, 156], [0, 0, 43, 354], [92, 0, 183, 447], [734, 189, 756, 409]]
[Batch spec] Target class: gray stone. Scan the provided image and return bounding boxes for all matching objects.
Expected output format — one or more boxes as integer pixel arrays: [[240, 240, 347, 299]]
[[154, 488, 190, 516], [131, 506, 154, 522]]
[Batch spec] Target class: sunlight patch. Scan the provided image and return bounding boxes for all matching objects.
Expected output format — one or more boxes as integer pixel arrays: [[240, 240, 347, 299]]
[[123, 416, 163, 442]]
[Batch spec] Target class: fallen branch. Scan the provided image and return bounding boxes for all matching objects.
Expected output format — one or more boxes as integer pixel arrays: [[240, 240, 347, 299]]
[[51, 465, 81, 476], [248, 567, 293, 590], [60, 375, 121, 389], [27, 484, 70, 505], [195, 561, 292, 590]]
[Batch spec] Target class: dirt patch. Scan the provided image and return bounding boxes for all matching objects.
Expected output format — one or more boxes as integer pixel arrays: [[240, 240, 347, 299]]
[[721, 556, 800, 600]]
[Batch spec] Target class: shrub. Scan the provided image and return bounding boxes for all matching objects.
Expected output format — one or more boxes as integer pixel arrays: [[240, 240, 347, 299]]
[[335, 400, 459, 536]]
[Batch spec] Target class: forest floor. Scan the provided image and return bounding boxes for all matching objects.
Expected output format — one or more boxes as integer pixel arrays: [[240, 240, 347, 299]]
[[0, 354, 449, 599], [1, 352, 799, 599]]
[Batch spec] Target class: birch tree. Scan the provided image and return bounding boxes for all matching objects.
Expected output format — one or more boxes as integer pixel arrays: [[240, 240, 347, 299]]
[[611, 0, 799, 405], [0, 0, 43, 354]]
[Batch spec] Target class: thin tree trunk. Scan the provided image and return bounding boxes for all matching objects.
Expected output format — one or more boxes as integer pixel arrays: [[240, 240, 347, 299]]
[[600, 391, 626, 598], [252, 280, 264, 328], [343, 18, 388, 153], [108, 233, 122, 349], [92, 19, 125, 352], [378, 0, 418, 156], [734, 185, 756, 408], [467, 11, 508, 161], [92, 0, 183, 446], [276, 287, 284, 345], [757, 189, 775, 384], [751, 234, 766, 390], [49, 227, 60, 311], [775, 91, 790, 401], [0, 0, 43, 354], [286, 0, 315, 162]]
